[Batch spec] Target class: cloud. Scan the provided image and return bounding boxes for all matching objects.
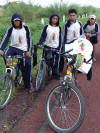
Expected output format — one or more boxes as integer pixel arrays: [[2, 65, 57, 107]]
[[0, 0, 100, 8]]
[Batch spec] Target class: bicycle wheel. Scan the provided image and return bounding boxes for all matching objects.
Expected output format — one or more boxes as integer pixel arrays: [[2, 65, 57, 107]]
[[0, 73, 13, 110], [48, 67, 53, 80], [46, 84, 85, 133], [0, 55, 6, 76], [36, 60, 46, 91], [15, 68, 22, 86]]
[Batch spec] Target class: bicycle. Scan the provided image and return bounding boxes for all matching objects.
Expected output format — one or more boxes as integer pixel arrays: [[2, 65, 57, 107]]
[[0, 53, 25, 110], [45, 49, 92, 133], [36, 46, 60, 91]]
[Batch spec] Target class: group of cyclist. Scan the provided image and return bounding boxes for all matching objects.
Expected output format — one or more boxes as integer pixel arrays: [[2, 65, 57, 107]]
[[0, 8, 98, 93]]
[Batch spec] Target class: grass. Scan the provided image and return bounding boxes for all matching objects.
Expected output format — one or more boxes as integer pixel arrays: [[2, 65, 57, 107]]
[[0, 56, 6, 75]]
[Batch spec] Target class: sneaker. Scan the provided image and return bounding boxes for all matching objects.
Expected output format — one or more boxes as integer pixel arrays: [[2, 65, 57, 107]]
[[29, 88, 34, 93], [25, 87, 34, 93], [93, 58, 96, 62]]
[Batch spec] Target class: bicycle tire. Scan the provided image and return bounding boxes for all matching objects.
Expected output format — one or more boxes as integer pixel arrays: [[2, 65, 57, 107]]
[[15, 68, 22, 86], [36, 60, 46, 91], [46, 84, 85, 133], [0, 73, 13, 110]]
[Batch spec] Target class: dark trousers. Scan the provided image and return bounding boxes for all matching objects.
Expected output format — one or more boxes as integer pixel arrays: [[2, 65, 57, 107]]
[[53, 53, 60, 75], [43, 49, 60, 76], [6, 46, 32, 89], [87, 52, 93, 80]]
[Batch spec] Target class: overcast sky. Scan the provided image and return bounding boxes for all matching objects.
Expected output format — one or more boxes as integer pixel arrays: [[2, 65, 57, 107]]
[[0, 0, 100, 8]]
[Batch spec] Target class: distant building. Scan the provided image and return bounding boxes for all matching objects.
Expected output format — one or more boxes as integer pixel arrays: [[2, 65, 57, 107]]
[[0, 5, 3, 8], [0, 5, 3, 13]]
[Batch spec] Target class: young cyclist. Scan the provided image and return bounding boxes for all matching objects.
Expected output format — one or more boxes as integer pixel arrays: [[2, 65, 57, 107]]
[[37, 13, 62, 79], [63, 9, 93, 80], [0, 13, 34, 93], [63, 8, 83, 45], [83, 14, 98, 62]]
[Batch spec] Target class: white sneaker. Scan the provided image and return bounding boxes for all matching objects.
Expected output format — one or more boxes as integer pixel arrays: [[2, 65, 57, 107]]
[[93, 58, 96, 62]]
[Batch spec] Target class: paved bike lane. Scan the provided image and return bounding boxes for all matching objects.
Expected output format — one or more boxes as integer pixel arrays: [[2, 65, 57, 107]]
[[0, 23, 100, 133], [10, 25, 100, 133]]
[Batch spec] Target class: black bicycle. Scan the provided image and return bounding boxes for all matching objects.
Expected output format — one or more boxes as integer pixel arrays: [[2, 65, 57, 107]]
[[45, 50, 91, 133], [35, 46, 60, 91], [0, 53, 25, 110]]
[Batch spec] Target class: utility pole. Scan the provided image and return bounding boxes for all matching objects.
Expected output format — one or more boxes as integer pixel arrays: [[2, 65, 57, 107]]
[[60, 0, 63, 20], [60, 0, 63, 12]]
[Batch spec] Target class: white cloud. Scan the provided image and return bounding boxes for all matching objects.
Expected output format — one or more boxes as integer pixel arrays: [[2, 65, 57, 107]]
[[0, 0, 100, 8]]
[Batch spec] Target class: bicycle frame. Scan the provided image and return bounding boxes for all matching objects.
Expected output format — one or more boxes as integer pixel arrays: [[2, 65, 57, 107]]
[[3, 54, 24, 82], [42, 49, 54, 69]]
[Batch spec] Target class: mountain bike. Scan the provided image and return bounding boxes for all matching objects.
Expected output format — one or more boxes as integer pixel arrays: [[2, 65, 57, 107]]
[[36, 46, 60, 91], [0, 54, 25, 110], [45, 50, 92, 133]]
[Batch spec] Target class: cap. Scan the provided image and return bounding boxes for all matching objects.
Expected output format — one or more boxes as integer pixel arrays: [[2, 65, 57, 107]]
[[89, 15, 96, 19], [13, 18, 21, 21]]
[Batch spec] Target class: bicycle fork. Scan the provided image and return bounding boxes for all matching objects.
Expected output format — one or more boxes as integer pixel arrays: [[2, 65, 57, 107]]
[[54, 80, 71, 109], [6, 68, 15, 80]]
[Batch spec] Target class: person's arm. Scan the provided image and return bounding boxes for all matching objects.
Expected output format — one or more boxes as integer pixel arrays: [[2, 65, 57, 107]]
[[57, 26, 62, 51], [83, 22, 91, 39], [79, 21, 84, 36], [37, 25, 48, 45], [83, 22, 89, 34], [91, 23, 98, 36], [62, 23, 67, 45], [0, 26, 13, 50], [24, 25, 32, 54]]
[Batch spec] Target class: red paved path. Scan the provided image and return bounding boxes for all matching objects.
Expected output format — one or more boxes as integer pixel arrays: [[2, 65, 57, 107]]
[[0, 23, 100, 133], [11, 25, 100, 133]]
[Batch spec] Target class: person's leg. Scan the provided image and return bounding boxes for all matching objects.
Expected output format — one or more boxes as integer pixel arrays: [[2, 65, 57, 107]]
[[20, 56, 33, 91], [93, 44, 96, 61], [59, 56, 64, 73], [52, 53, 60, 79], [6, 47, 16, 56], [87, 67, 92, 80], [11, 48, 33, 92]]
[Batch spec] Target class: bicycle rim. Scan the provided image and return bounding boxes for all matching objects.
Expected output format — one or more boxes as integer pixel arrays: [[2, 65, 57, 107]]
[[15, 69, 22, 86], [0, 73, 13, 110], [36, 60, 46, 90], [46, 85, 85, 133]]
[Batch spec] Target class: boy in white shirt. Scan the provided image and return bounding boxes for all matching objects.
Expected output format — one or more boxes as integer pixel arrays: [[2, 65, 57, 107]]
[[0, 13, 33, 93], [63, 8, 83, 45]]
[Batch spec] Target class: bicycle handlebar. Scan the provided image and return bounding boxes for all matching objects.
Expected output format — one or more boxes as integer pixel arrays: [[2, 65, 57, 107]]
[[36, 45, 59, 53], [34, 45, 73, 54], [34, 45, 92, 64], [0, 53, 26, 67], [2, 53, 25, 60]]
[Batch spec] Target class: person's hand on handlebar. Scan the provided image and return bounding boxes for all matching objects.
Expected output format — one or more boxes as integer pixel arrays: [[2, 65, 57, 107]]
[[0, 50, 4, 55], [86, 33, 92, 40], [25, 51, 31, 58], [37, 45, 41, 48]]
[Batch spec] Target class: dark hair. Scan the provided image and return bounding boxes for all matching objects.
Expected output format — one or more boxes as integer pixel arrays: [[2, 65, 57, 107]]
[[49, 13, 60, 26], [68, 8, 77, 14]]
